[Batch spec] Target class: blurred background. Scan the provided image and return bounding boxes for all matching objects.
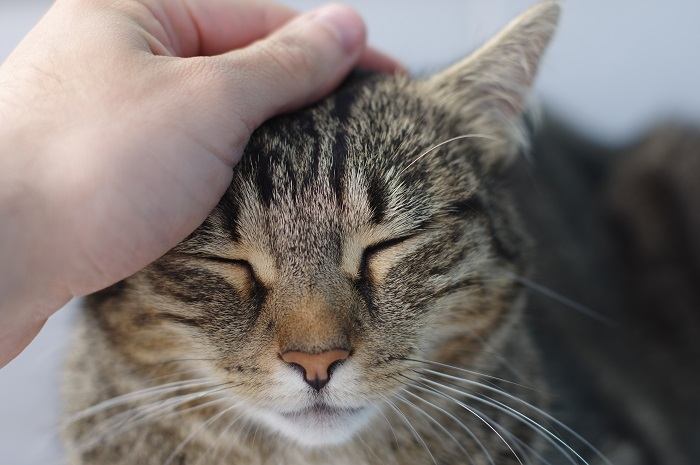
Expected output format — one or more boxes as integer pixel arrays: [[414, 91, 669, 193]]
[[1, 1, 699, 464]]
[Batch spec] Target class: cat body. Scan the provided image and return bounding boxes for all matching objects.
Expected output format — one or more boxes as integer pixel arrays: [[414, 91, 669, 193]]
[[63, 3, 578, 464]]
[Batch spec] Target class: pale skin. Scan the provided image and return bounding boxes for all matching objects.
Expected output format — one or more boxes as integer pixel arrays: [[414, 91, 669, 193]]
[[0, 0, 402, 368]]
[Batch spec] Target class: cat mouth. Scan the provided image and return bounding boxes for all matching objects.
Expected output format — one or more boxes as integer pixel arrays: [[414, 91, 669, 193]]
[[280, 402, 364, 420], [254, 401, 375, 446]]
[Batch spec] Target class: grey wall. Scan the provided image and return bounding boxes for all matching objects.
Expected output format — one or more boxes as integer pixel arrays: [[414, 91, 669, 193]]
[[1, 1, 699, 464]]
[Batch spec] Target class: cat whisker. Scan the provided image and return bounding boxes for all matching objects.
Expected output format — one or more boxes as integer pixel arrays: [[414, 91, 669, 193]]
[[435, 390, 545, 465], [79, 396, 231, 453], [157, 357, 219, 364], [74, 383, 236, 452], [400, 134, 497, 175], [503, 272, 617, 326], [404, 373, 542, 465], [163, 401, 241, 465], [475, 392, 578, 465], [396, 374, 496, 465], [379, 394, 438, 465], [395, 387, 479, 465], [63, 377, 218, 425], [371, 403, 401, 451], [406, 376, 525, 465], [502, 430, 555, 465], [101, 383, 237, 436], [357, 434, 384, 463], [404, 357, 536, 391], [250, 420, 262, 447], [415, 367, 612, 465], [202, 409, 248, 462], [416, 375, 585, 465]]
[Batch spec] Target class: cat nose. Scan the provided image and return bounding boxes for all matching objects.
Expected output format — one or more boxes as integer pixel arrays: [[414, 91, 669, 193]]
[[280, 349, 350, 391]]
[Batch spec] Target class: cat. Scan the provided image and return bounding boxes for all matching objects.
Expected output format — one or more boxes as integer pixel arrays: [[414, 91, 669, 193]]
[[61, 3, 604, 464]]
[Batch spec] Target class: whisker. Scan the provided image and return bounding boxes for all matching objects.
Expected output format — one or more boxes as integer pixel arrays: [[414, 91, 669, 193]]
[[209, 412, 250, 462], [74, 384, 235, 452], [400, 134, 497, 174], [482, 398, 568, 465], [407, 378, 528, 465], [504, 272, 617, 326], [396, 387, 480, 465], [397, 374, 496, 465], [408, 376, 543, 465], [157, 358, 219, 364], [460, 397, 551, 465], [357, 434, 384, 464], [63, 378, 217, 425], [418, 375, 584, 465], [163, 402, 241, 465], [379, 394, 438, 465], [371, 403, 400, 451], [405, 357, 536, 391], [140, 367, 210, 384], [416, 367, 611, 465]]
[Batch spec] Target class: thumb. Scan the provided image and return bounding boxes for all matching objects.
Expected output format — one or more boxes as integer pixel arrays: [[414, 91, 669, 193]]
[[216, 4, 367, 131]]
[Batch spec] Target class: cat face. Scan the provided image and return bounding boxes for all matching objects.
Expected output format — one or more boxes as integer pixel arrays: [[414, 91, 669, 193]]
[[94, 2, 558, 448]]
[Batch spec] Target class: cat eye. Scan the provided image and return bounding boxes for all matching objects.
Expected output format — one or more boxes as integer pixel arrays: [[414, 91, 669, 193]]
[[359, 235, 416, 278], [190, 254, 259, 283]]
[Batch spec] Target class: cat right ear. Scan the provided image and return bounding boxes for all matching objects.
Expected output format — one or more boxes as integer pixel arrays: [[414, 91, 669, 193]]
[[424, 1, 561, 168]]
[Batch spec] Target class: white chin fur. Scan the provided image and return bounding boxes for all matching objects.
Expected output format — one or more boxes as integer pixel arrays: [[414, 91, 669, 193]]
[[254, 407, 374, 447]]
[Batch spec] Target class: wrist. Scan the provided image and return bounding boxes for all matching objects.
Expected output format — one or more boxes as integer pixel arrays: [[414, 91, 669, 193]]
[[0, 117, 73, 319]]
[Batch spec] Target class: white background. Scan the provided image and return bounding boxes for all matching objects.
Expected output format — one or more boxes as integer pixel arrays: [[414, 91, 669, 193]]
[[1, 1, 699, 464]]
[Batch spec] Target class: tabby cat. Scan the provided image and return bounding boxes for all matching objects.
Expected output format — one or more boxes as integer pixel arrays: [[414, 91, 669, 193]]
[[62, 3, 585, 464]]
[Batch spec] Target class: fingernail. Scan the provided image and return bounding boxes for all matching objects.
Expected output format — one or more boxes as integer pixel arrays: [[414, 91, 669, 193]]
[[312, 4, 366, 53]]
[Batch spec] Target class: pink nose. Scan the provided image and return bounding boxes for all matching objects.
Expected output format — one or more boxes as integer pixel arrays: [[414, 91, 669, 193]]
[[280, 349, 350, 391]]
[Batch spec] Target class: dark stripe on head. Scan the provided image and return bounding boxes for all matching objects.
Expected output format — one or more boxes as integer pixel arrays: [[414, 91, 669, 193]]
[[283, 155, 298, 199], [297, 112, 322, 190], [367, 172, 389, 224], [329, 84, 360, 205], [217, 191, 240, 242], [331, 130, 348, 205], [255, 146, 274, 207]]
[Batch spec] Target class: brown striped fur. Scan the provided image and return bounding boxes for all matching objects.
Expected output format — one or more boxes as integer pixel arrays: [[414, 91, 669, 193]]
[[63, 3, 560, 464]]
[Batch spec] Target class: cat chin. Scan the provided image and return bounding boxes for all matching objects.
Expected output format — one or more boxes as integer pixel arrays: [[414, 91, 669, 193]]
[[254, 405, 374, 447]]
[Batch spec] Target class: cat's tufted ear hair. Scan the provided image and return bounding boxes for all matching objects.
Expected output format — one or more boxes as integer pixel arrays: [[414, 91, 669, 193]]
[[424, 1, 560, 168]]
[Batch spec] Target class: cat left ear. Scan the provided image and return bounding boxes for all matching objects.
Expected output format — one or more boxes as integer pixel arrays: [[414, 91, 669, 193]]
[[425, 1, 561, 167]]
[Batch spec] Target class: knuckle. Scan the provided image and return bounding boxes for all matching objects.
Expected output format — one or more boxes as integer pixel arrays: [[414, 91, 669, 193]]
[[176, 56, 231, 90], [256, 36, 317, 81]]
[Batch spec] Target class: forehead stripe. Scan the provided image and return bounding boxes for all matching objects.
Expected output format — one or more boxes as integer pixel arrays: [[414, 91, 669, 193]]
[[367, 172, 388, 224], [329, 86, 360, 205]]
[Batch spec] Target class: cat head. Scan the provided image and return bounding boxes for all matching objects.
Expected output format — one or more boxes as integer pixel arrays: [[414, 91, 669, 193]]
[[92, 2, 559, 448]]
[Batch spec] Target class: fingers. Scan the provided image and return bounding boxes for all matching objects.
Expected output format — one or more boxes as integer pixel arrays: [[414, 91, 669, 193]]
[[160, 2, 402, 161], [178, 0, 403, 71], [210, 4, 370, 130], [358, 47, 405, 74], [175, 0, 297, 56]]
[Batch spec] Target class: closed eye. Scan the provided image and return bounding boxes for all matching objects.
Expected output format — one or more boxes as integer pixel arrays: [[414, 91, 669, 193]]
[[359, 235, 416, 280], [188, 254, 260, 286]]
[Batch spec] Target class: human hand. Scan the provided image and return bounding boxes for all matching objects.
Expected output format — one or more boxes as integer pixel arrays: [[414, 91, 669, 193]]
[[0, 0, 401, 367]]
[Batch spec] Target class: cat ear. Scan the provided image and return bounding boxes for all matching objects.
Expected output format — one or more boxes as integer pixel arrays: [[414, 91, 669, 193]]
[[425, 1, 561, 167]]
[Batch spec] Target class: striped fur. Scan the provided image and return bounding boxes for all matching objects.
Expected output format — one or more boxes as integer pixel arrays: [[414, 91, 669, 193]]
[[63, 3, 560, 464]]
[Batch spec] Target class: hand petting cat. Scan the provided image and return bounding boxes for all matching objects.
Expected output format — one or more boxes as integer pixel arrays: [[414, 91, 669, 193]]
[[0, 0, 401, 368]]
